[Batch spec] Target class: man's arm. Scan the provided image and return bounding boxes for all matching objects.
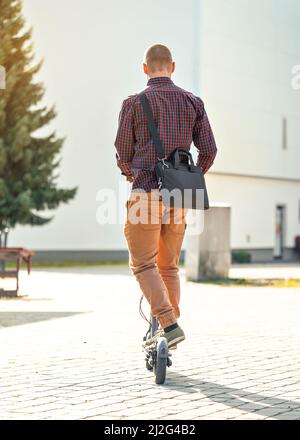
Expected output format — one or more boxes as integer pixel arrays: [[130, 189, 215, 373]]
[[114, 96, 136, 179], [193, 97, 218, 174]]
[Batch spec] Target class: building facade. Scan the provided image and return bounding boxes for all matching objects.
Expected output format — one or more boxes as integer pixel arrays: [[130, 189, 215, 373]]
[[10, 0, 300, 262], [201, 0, 300, 261]]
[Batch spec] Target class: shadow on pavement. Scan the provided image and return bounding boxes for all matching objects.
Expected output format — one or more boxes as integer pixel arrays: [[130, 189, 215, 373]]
[[0, 311, 84, 328], [165, 372, 300, 419]]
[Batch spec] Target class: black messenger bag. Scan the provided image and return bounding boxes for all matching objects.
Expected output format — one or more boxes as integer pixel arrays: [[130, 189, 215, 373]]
[[139, 92, 209, 210]]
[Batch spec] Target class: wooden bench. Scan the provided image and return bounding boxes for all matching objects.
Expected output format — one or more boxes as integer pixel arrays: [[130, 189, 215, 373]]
[[0, 248, 35, 297]]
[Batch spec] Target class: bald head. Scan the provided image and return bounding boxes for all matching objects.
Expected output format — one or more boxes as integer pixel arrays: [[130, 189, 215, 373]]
[[143, 44, 174, 77]]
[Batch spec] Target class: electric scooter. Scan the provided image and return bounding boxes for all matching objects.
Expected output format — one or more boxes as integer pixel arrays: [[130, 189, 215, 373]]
[[143, 315, 172, 385]]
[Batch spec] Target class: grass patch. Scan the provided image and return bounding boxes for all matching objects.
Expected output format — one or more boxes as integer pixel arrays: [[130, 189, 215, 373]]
[[271, 279, 300, 288], [197, 277, 300, 287]]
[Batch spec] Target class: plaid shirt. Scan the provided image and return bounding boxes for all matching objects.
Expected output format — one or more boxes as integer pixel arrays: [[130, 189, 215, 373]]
[[114, 76, 217, 192]]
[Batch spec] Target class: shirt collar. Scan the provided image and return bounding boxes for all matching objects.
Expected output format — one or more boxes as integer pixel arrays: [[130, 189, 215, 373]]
[[147, 76, 174, 87]]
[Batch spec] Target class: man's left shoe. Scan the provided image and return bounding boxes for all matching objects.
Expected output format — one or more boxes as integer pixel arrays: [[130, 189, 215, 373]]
[[143, 326, 185, 349], [143, 329, 163, 349]]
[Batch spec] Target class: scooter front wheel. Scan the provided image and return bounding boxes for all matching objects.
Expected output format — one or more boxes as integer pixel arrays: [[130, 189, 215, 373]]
[[145, 356, 153, 371]]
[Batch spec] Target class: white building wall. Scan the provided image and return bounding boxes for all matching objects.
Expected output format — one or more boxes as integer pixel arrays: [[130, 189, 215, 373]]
[[200, 0, 300, 179], [199, 0, 300, 252], [9, 0, 300, 255], [205, 174, 300, 250], [11, 0, 202, 250]]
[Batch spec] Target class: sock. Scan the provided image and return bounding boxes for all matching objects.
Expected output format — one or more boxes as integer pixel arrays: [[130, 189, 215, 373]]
[[164, 323, 178, 333]]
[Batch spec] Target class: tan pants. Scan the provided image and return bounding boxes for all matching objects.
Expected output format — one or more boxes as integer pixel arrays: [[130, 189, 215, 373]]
[[124, 190, 187, 329]]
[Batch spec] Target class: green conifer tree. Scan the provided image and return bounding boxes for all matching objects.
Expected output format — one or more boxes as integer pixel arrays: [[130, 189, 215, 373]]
[[0, 0, 77, 243]]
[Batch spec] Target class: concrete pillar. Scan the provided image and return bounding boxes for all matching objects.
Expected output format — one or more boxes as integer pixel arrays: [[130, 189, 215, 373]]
[[185, 204, 231, 280]]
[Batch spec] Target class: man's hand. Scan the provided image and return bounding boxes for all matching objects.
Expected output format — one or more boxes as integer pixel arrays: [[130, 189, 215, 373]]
[[126, 175, 135, 183]]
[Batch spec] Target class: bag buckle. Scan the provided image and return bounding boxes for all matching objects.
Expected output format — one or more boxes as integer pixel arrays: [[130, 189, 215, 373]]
[[158, 157, 169, 169]]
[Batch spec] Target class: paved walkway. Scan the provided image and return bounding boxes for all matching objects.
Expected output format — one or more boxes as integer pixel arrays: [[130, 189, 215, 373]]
[[1, 264, 300, 420]]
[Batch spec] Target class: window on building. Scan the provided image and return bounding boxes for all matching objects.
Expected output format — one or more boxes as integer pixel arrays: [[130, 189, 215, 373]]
[[282, 117, 287, 150]]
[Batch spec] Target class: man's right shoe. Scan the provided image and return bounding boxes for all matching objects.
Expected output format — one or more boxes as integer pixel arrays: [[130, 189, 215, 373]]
[[143, 325, 185, 349], [164, 326, 185, 348]]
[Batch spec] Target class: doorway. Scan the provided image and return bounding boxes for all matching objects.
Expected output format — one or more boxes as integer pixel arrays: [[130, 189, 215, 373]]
[[273, 205, 285, 259]]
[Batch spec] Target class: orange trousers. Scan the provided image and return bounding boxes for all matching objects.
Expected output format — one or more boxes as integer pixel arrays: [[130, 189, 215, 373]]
[[124, 190, 187, 329]]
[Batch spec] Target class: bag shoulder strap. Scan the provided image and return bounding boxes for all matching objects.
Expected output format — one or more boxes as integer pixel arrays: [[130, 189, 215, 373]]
[[139, 92, 164, 160]]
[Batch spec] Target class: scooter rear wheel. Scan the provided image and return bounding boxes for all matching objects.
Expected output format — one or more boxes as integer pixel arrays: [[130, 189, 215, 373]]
[[153, 337, 168, 384]]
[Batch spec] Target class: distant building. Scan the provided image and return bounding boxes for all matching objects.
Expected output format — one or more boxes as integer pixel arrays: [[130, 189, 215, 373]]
[[11, 0, 300, 263]]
